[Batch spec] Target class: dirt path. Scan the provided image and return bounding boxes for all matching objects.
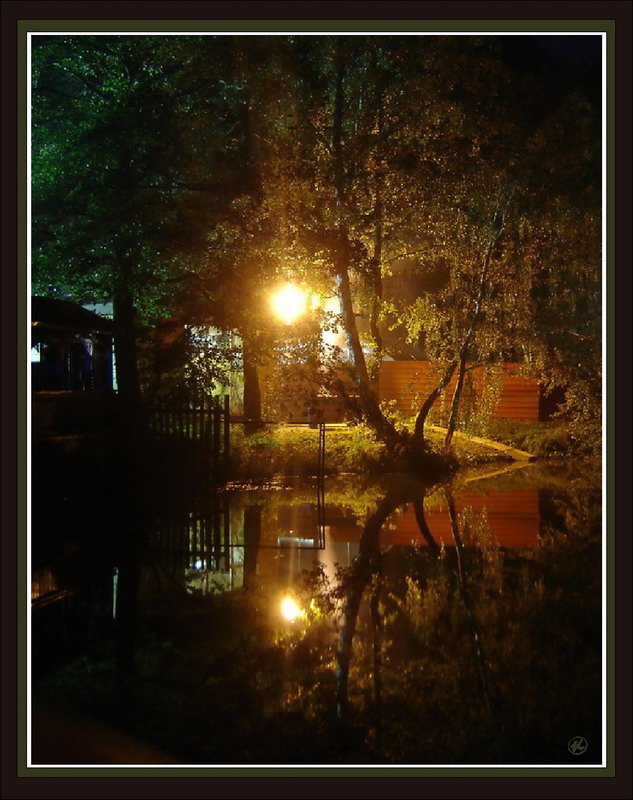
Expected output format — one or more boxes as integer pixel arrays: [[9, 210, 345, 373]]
[[426, 425, 537, 461]]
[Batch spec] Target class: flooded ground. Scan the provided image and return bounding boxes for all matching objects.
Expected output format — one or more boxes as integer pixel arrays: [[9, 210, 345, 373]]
[[30, 460, 603, 766]]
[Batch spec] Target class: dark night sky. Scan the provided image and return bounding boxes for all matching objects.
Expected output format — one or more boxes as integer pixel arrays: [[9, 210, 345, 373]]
[[496, 34, 602, 103], [531, 34, 602, 66]]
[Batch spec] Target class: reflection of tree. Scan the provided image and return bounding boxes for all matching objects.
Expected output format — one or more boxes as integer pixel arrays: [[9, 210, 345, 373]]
[[335, 482, 504, 757], [445, 489, 503, 759], [34, 469, 602, 764], [335, 477, 439, 722], [329, 473, 601, 763], [114, 548, 141, 680], [335, 489, 397, 718], [412, 498, 441, 556]]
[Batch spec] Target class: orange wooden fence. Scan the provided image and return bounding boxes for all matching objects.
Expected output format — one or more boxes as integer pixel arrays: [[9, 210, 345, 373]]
[[378, 361, 540, 421], [259, 360, 541, 422]]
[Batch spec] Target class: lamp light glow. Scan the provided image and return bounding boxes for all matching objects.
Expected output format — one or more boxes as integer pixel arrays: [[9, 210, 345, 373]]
[[271, 283, 308, 325], [280, 596, 304, 622]]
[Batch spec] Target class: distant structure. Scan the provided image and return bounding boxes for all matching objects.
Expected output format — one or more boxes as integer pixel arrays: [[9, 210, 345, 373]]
[[31, 297, 116, 438], [31, 296, 114, 392]]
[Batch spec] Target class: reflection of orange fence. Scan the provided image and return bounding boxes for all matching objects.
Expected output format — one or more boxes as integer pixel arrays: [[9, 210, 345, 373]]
[[327, 490, 540, 549], [378, 361, 540, 421]]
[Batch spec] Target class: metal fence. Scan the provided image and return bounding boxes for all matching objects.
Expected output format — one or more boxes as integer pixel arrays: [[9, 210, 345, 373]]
[[149, 395, 230, 477]]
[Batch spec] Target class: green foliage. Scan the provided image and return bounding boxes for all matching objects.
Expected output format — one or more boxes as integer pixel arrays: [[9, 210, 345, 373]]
[[463, 365, 504, 437], [31, 34, 601, 446], [228, 417, 536, 481], [229, 423, 388, 479]]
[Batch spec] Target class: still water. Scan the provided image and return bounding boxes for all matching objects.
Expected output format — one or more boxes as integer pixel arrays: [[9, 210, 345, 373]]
[[31, 461, 602, 766]]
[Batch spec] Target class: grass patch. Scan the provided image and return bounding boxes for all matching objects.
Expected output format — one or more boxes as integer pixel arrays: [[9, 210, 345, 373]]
[[229, 423, 388, 479], [424, 427, 512, 465], [227, 414, 599, 482], [228, 420, 520, 480], [483, 419, 600, 458]]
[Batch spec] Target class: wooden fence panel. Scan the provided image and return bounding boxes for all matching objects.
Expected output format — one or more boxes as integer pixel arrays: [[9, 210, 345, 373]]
[[378, 361, 540, 421]]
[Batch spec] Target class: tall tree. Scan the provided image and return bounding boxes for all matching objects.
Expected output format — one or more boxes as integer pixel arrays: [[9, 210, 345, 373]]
[[31, 35, 255, 410], [32, 34, 601, 460], [256, 35, 602, 460]]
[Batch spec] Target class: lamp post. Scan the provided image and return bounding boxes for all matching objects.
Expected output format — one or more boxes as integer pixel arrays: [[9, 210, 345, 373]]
[[270, 282, 320, 424]]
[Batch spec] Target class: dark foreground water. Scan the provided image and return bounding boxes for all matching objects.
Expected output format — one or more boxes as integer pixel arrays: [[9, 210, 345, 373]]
[[30, 460, 602, 766]]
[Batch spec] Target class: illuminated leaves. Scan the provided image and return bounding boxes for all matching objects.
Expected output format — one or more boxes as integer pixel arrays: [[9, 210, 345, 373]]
[[31, 35, 601, 434]]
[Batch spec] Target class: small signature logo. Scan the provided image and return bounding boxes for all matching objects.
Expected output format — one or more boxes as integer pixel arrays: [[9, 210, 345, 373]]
[[568, 736, 589, 755]]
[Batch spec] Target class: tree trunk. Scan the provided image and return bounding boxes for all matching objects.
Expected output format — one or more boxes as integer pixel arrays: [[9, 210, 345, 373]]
[[243, 504, 262, 591], [331, 52, 400, 448], [334, 248, 394, 446], [242, 336, 262, 433], [444, 357, 467, 447], [368, 91, 385, 396], [112, 289, 142, 404], [336, 281, 401, 447], [112, 287, 145, 439], [412, 359, 458, 445], [367, 260, 384, 397], [413, 199, 509, 451]]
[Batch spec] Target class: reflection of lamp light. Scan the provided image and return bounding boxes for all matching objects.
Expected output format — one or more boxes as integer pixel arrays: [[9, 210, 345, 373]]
[[280, 596, 304, 622], [271, 283, 308, 325]]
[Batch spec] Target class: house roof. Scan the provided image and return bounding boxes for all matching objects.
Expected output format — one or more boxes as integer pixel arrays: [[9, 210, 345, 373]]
[[31, 297, 113, 335]]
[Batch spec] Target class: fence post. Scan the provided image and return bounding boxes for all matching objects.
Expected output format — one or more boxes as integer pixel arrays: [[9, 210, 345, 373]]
[[204, 396, 212, 472], [223, 394, 230, 473], [213, 397, 221, 479], [317, 422, 326, 546], [318, 422, 326, 482]]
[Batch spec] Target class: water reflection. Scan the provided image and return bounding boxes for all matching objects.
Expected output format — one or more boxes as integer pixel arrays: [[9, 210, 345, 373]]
[[32, 462, 602, 765], [145, 477, 541, 598]]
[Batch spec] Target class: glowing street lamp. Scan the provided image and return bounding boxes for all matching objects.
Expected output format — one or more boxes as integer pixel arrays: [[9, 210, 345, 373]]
[[270, 283, 308, 325], [280, 596, 304, 622]]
